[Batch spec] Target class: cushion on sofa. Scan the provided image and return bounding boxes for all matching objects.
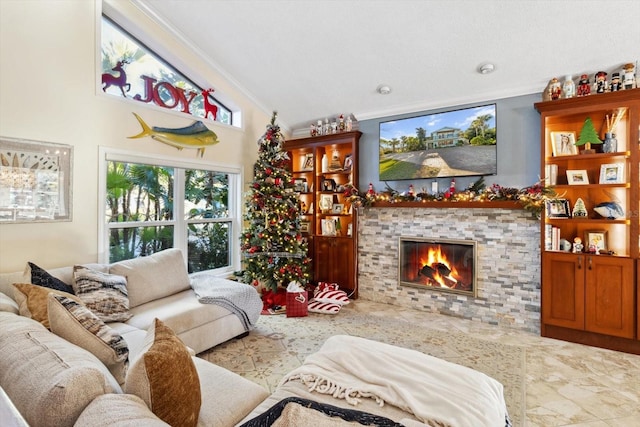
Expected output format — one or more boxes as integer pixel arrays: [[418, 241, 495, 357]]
[[192, 357, 270, 427], [0, 291, 19, 314], [0, 312, 121, 427], [13, 282, 83, 329], [28, 261, 75, 294], [72, 265, 132, 322], [109, 248, 191, 308], [74, 394, 170, 427], [125, 318, 201, 427], [48, 294, 130, 384]]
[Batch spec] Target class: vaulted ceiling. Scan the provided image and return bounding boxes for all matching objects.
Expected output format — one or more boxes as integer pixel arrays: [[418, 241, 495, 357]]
[[134, 0, 640, 132]]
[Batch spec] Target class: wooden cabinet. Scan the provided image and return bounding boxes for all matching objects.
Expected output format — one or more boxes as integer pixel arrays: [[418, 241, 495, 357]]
[[542, 252, 634, 338], [535, 89, 640, 354], [284, 131, 361, 297]]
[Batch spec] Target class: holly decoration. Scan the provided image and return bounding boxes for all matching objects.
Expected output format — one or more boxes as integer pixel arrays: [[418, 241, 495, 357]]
[[575, 117, 602, 150], [240, 112, 311, 292]]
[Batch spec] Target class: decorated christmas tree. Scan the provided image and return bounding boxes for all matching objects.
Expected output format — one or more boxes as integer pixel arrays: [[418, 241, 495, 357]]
[[575, 117, 602, 151], [240, 112, 311, 292]]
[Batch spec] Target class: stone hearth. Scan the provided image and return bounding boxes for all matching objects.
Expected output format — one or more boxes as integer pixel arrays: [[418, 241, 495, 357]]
[[357, 207, 540, 333]]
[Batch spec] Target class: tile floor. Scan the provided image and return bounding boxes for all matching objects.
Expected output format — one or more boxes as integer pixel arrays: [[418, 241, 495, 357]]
[[356, 300, 640, 427]]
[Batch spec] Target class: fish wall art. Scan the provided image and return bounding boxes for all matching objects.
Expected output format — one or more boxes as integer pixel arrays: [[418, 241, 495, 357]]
[[128, 113, 219, 157]]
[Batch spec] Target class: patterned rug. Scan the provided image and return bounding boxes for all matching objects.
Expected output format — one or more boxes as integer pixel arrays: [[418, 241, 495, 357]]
[[199, 304, 525, 426]]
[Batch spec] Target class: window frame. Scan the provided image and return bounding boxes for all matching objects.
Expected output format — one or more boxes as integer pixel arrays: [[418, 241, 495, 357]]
[[98, 146, 243, 275], [99, 3, 242, 128]]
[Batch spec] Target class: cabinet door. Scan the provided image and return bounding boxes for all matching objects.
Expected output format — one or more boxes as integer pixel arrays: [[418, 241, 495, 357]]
[[314, 237, 355, 293], [585, 256, 634, 338], [542, 252, 585, 330]]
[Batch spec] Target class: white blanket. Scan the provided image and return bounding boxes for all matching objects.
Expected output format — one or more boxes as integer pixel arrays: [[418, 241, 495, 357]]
[[279, 335, 507, 427], [189, 273, 262, 331]]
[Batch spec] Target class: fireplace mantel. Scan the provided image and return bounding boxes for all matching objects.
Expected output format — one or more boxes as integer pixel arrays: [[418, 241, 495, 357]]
[[371, 200, 524, 209]]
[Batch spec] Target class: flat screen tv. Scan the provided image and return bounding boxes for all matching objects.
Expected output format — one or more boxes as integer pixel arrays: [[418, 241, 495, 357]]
[[379, 104, 497, 180]]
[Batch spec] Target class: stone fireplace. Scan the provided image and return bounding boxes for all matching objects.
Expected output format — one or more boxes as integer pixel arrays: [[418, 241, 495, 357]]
[[357, 206, 541, 333], [399, 237, 477, 297]]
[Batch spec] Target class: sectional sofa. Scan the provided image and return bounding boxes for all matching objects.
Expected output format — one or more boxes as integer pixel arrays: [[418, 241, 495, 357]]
[[0, 248, 510, 427]]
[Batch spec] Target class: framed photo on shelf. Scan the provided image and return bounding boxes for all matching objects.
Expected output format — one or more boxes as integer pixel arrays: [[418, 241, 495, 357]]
[[584, 230, 607, 253], [599, 163, 624, 184], [545, 199, 571, 218], [550, 131, 578, 156], [300, 220, 310, 233], [331, 203, 344, 214], [300, 153, 314, 171], [293, 178, 307, 192], [566, 169, 589, 185], [343, 154, 353, 171], [321, 218, 336, 236], [319, 194, 334, 213], [321, 178, 337, 192]]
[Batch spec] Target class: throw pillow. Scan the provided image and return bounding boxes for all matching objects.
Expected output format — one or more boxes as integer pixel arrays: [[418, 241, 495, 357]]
[[72, 265, 132, 323], [125, 318, 201, 427], [13, 282, 82, 329], [28, 261, 75, 294], [308, 300, 341, 315], [313, 289, 350, 306], [48, 294, 130, 384]]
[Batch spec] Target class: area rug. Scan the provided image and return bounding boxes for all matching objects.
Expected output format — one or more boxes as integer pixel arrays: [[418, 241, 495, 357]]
[[199, 304, 525, 426]]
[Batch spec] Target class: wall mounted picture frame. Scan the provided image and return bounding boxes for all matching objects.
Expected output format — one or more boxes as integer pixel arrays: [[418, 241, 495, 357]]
[[550, 131, 578, 156], [545, 199, 571, 218], [0, 137, 73, 223], [300, 153, 314, 171], [584, 229, 607, 253], [331, 203, 344, 214], [599, 163, 625, 184], [566, 169, 589, 185]]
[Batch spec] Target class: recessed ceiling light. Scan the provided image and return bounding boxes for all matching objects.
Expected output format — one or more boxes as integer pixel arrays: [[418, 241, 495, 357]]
[[376, 84, 392, 95], [478, 63, 496, 74]]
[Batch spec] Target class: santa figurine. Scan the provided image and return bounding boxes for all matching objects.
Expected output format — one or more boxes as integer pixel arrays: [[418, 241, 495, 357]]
[[367, 183, 375, 196]]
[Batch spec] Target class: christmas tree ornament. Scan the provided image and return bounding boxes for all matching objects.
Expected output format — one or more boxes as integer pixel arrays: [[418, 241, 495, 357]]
[[575, 117, 602, 154]]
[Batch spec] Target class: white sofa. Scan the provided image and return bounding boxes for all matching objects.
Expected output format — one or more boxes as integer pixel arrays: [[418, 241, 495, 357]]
[[0, 249, 510, 427]]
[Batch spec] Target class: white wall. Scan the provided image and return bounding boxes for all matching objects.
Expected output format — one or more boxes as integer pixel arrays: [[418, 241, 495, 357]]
[[0, 0, 269, 272]]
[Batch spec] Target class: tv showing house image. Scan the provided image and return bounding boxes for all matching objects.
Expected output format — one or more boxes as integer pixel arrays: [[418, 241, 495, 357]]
[[379, 104, 497, 180]]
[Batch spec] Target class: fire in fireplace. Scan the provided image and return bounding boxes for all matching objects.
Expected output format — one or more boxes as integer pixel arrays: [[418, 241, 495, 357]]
[[398, 237, 477, 296]]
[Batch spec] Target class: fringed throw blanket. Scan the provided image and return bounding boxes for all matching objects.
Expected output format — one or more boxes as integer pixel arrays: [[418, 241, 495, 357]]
[[278, 335, 508, 427], [189, 273, 262, 331]]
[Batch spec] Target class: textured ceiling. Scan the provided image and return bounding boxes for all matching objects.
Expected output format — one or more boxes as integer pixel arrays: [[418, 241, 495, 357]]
[[134, 0, 640, 132]]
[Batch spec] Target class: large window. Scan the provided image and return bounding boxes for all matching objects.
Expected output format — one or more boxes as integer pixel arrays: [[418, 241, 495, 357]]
[[99, 149, 241, 274], [101, 15, 234, 126]]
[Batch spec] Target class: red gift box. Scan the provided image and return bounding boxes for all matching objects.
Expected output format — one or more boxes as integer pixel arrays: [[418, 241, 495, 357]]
[[286, 291, 308, 317]]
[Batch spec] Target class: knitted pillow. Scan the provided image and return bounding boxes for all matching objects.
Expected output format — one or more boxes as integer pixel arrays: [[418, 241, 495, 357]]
[[48, 294, 129, 384], [28, 262, 75, 294], [125, 319, 201, 427], [72, 266, 132, 323], [13, 282, 82, 329]]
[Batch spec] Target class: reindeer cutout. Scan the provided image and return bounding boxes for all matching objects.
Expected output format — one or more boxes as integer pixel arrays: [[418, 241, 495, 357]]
[[102, 59, 130, 97], [202, 88, 218, 120]]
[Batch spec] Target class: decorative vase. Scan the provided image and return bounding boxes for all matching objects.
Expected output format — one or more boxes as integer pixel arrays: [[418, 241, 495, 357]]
[[603, 133, 617, 153]]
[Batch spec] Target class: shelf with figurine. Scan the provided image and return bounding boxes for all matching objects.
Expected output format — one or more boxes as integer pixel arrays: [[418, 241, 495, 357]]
[[542, 62, 637, 102], [309, 114, 357, 137]]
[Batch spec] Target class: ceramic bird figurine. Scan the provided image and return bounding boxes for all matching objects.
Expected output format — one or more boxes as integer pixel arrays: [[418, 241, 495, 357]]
[[593, 202, 624, 220]]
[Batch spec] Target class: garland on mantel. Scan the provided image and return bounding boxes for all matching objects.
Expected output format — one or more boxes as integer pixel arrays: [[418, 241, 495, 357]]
[[343, 177, 557, 217]]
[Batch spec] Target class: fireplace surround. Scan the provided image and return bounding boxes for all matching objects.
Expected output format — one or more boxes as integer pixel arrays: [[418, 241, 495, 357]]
[[358, 206, 540, 333]]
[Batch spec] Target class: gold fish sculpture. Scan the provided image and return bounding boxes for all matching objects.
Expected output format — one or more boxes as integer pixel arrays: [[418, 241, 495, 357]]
[[128, 113, 219, 157]]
